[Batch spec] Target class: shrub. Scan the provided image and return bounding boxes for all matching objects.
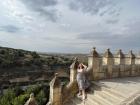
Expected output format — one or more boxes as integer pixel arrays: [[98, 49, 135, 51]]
[[32, 59, 42, 66], [12, 94, 29, 105], [14, 86, 24, 96], [0, 88, 16, 105], [1, 59, 13, 68], [31, 52, 40, 58], [25, 85, 41, 95], [17, 50, 24, 57], [36, 90, 47, 105]]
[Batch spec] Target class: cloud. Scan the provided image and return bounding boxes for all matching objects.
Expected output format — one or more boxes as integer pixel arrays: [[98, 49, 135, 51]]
[[68, 0, 118, 15], [106, 19, 119, 24], [0, 0, 139, 53], [20, 0, 59, 22], [0, 25, 20, 33], [77, 31, 120, 39], [76, 20, 140, 50]]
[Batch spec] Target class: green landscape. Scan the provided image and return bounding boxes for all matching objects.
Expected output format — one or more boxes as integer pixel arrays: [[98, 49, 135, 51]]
[[0, 84, 49, 105], [0, 46, 76, 105]]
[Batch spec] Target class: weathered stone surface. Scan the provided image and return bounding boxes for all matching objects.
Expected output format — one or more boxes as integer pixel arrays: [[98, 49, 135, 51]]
[[91, 47, 99, 57], [70, 57, 79, 82], [103, 48, 113, 58], [89, 48, 140, 80], [65, 77, 140, 105], [47, 73, 62, 105], [24, 93, 38, 105]]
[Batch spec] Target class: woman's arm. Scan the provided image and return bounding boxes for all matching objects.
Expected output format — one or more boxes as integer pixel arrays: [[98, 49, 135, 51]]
[[82, 64, 87, 69], [82, 63, 87, 72]]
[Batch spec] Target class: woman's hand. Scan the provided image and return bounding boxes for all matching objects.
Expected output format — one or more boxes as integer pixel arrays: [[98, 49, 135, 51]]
[[82, 63, 87, 68]]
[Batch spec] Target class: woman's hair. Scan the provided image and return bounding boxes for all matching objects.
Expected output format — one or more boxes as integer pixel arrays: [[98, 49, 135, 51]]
[[78, 63, 84, 69]]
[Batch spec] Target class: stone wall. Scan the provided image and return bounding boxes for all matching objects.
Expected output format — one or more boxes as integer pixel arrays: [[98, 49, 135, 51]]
[[88, 48, 140, 80], [47, 58, 79, 105]]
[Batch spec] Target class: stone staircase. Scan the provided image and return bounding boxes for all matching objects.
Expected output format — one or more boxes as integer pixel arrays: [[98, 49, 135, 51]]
[[65, 77, 140, 105]]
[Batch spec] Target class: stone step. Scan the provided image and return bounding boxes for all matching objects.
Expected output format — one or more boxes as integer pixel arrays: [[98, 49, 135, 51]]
[[102, 85, 138, 97], [101, 87, 127, 99], [92, 81, 138, 98], [102, 90, 124, 102], [85, 97, 100, 105], [67, 90, 126, 105], [88, 93, 113, 105], [65, 81, 133, 105], [91, 81, 127, 99], [70, 95, 101, 105], [94, 90, 121, 104]]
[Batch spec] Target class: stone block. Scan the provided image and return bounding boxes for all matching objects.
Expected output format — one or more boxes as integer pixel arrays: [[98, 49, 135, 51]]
[[93, 72, 105, 80], [131, 70, 137, 76], [112, 72, 119, 78], [120, 71, 125, 77], [124, 71, 130, 76], [120, 65, 125, 71]]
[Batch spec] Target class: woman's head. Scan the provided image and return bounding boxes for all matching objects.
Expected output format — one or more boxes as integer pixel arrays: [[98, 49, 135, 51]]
[[78, 63, 84, 69]]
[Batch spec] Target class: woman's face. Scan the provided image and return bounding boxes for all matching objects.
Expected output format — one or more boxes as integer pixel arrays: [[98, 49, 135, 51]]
[[78, 63, 83, 69]]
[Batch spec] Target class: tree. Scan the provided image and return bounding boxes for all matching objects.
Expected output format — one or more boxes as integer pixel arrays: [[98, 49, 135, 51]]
[[0, 49, 6, 54], [32, 59, 43, 66], [17, 50, 24, 57], [31, 52, 40, 58], [1, 59, 13, 68], [36, 90, 47, 105]]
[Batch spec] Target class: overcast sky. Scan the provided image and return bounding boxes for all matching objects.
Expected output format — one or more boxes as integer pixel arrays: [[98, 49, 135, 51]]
[[0, 0, 140, 53]]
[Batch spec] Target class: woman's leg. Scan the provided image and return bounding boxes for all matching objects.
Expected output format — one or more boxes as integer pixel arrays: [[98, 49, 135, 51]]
[[77, 81, 82, 96], [82, 89, 86, 100]]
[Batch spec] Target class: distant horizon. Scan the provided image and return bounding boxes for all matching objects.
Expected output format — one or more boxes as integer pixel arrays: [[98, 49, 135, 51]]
[[1, 45, 140, 55], [0, 45, 88, 54], [0, 0, 140, 53]]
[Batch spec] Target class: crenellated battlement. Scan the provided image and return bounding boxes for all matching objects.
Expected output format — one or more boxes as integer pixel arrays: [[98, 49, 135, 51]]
[[88, 48, 140, 80]]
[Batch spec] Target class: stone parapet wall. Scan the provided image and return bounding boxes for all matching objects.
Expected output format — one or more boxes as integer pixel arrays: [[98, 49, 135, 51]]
[[62, 81, 78, 104], [47, 58, 79, 105], [88, 48, 140, 80]]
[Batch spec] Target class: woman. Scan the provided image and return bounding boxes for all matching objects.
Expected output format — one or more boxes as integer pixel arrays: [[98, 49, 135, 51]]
[[77, 63, 89, 101]]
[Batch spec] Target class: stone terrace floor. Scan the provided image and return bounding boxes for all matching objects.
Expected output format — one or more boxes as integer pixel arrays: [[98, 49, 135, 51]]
[[65, 76, 140, 105], [99, 76, 140, 97]]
